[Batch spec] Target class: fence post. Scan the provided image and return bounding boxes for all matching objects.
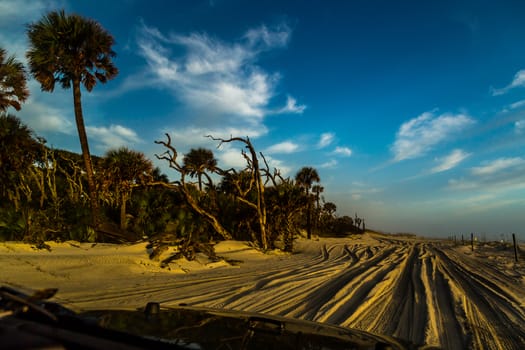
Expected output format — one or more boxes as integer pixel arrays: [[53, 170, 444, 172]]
[[471, 233, 474, 252], [512, 233, 519, 263]]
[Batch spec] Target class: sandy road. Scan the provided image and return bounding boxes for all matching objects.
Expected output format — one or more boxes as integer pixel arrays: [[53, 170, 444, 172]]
[[2, 235, 524, 349]]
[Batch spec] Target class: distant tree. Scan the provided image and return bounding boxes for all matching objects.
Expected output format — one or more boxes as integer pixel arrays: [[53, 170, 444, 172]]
[[295, 167, 320, 239], [312, 185, 324, 210], [323, 202, 337, 216], [354, 213, 363, 233], [102, 147, 153, 231], [27, 9, 118, 232], [318, 201, 337, 234], [183, 148, 218, 191], [0, 48, 29, 112], [265, 178, 306, 252], [312, 184, 324, 231], [334, 215, 354, 235]]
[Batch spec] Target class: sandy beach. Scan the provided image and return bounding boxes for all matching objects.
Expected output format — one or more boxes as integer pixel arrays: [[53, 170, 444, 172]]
[[1, 233, 524, 349]]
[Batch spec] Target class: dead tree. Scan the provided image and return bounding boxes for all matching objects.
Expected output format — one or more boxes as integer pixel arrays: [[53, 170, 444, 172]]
[[155, 134, 232, 240], [208, 135, 269, 250]]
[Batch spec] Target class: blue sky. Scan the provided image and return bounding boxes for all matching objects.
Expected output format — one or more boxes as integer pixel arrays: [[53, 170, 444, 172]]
[[2, 0, 525, 237]]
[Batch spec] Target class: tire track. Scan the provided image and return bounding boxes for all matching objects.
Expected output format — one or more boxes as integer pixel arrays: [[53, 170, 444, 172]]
[[4, 236, 524, 349], [432, 247, 525, 349]]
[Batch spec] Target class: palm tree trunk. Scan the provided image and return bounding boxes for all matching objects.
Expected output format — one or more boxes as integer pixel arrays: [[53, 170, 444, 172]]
[[72, 79, 99, 231], [306, 199, 312, 239], [120, 192, 127, 231]]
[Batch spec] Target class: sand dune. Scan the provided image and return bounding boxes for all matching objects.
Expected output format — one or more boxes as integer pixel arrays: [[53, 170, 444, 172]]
[[1, 234, 524, 349]]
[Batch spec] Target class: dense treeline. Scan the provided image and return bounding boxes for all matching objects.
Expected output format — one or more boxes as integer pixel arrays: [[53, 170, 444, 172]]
[[0, 114, 364, 248], [0, 9, 365, 256]]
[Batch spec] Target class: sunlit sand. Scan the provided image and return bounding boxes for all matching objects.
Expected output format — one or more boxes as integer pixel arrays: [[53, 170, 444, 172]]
[[1, 233, 524, 349]]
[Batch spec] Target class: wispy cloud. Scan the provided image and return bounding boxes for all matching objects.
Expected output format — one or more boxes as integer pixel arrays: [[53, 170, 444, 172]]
[[216, 146, 248, 169], [491, 69, 525, 96], [515, 120, 524, 134], [19, 99, 74, 134], [349, 182, 383, 201], [471, 157, 525, 176], [1, 0, 75, 138], [319, 159, 338, 168], [332, 146, 352, 157], [431, 149, 470, 173], [509, 99, 525, 110], [215, 145, 291, 175], [0, 0, 65, 58], [447, 193, 524, 214], [318, 132, 335, 148], [87, 125, 143, 150], [262, 155, 292, 176], [265, 141, 299, 154], [448, 156, 525, 192], [164, 125, 268, 150], [135, 21, 301, 134], [276, 95, 306, 114], [391, 111, 475, 161]]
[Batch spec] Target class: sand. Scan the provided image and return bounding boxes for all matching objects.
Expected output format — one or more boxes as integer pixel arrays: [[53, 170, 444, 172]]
[[1, 233, 524, 349]]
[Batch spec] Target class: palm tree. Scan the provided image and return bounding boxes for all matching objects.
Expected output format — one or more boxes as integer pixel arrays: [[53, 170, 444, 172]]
[[102, 147, 153, 231], [183, 148, 218, 191], [0, 47, 29, 112], [312, 184, 324, 232], [295, 166, 320, 239], [26, 10, 118, 230], [312, 184, 324, 211], [295, 167, 320, 194]]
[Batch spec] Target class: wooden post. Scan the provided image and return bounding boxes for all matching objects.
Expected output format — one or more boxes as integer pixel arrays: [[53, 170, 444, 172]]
[[471, 233, 474, 252], [512, 233, 519, 263], [462, 234, 464, 245]]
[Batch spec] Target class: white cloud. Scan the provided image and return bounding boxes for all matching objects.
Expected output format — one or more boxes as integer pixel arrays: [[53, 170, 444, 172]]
[[261, 155, 292, 176], [86, 124, 142, 150], [318, 132, 335, 148], [0, 0, 76, 138], [214, 144, 291, 175], [19, 99, 74, 134], [265, 141, 299, 154], [448, 157, 525, 193], [320, 159, 338, 168], [509, 100, 525, 110], [332, 146, 352, 157], [447, 178, 478, 191], [492, 69, 525, 96], [431, 149, 470, 173], [277, 96, 306, 114], [135, 22, 301, 131], [392, 111, 475, 161], [349, 183, 383, 201], [0, 0, 66, 59], [216, 146, 248, 169], [471, 157, 525, 176], [0, 0, 59, 24], [515, 120, 524, 134], [244, 24, 290, 49], [164, 125, 268, 150]]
